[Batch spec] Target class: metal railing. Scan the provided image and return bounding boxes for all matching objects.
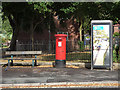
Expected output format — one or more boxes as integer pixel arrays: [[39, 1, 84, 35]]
[[16, 40, 91, 52], [15, 40, 91, 62], [2, 37, 119, 62]]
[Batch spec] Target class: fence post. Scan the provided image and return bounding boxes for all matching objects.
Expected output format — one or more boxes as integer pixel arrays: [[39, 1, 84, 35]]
[[66, 32, 68, 53], [1, 43, 3, 58], [49, 30, 51, 53]]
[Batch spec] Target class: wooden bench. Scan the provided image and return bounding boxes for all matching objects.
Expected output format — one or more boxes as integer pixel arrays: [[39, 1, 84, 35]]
[[4, 51, 42, 71]]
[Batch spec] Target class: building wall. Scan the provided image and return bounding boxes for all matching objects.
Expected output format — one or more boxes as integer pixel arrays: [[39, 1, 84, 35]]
[[16, 16, 80, 50], [114, 27, 120, 33], [113, 24, 120, 33], [17, 29, 55, 41], [17, 16, 80, 42], [113, 24, 120, 56], [53, 16, 80, 41]]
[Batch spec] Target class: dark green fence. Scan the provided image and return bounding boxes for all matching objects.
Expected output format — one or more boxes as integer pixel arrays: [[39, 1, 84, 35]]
[[15, 40, 91, 62]]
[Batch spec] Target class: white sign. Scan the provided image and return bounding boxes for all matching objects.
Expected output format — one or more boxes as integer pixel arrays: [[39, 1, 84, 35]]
[[58, 42, 62, 47], [93, 25, 109, 66]]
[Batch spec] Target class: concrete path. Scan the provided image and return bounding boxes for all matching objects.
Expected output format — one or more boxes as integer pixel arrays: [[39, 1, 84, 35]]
[[0, 66, 119, 89], [2, 67, 118, 84], [1, 88, 119, 90], [0, 81, 119, 89]]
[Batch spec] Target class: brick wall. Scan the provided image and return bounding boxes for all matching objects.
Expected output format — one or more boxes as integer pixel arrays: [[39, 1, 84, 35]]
[[17, 16, 80, 42], [113, 24, 120, 33]]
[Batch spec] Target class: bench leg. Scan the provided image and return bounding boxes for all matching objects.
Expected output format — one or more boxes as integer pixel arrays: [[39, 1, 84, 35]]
[[5, 60, 10, 71], [32, 60, 34, 67], [35, 60, 37, 66], [11, 60, 13, 66], [8, 60, 10, 67], [35, 55, 37, 66]]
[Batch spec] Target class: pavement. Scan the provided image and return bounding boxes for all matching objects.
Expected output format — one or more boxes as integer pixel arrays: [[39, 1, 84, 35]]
[[1, 88, 120, 90], [0, 65, 119, 89]]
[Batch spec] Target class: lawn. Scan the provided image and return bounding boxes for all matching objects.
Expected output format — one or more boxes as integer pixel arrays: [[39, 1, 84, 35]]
[[2, 50, 119, 63], [39, 50, 119, 63], [39, 51, 91, 63]]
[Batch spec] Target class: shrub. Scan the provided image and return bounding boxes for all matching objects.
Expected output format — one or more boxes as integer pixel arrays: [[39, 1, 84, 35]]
[[113, 32, 120, 37], [78, 41, 84, 51]]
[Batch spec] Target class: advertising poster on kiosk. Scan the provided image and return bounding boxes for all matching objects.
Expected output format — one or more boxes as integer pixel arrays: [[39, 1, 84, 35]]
[[93, 25, 109, 66], [91, 20, 113, 70]]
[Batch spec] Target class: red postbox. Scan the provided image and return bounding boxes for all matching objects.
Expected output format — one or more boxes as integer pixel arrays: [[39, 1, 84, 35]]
[[55, 34, 67, 68]]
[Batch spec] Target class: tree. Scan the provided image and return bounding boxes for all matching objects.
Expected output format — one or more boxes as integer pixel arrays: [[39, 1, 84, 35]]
[[2, 17, 12, 39], [2, 2, 30, 50], [51, 2, 99, 41], [2, 2, 56, 50], [2, 2, 120, 51], [28, 2, 56, 51]]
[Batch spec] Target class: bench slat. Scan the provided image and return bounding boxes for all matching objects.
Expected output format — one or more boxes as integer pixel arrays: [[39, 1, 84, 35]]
[[4, 58, 40, 60], [5, 51, 42, 55]]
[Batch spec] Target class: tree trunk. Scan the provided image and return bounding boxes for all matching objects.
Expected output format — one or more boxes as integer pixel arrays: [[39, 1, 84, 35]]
[[30, 19, 43, 51], [31, 32, 34, 51], [79, 20, 83, 42], [30, 20, 34, 51], [9, 28, 19, 51], [8, 15, 19, 51], [82, 27, 84, 41]]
